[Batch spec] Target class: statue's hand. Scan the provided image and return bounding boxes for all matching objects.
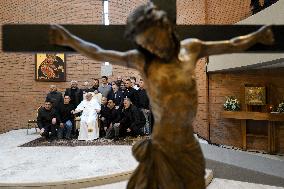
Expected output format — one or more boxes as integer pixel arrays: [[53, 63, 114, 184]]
[[49, 24, 72, 46], [258, 25, 275, 45]]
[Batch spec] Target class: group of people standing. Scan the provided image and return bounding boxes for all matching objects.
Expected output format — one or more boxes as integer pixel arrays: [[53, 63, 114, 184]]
[[37, 76, 152, 141]]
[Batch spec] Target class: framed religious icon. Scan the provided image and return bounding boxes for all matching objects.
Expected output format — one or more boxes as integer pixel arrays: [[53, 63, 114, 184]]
[[245, 86, 266, 105], [35, 53, 66, 82]]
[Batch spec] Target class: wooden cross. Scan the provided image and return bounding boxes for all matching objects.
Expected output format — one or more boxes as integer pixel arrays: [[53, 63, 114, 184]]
[[2, 0, 284, 53]]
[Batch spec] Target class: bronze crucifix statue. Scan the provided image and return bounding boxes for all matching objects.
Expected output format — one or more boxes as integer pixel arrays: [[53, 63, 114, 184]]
[[48, 2, 274, 189], [2, 0, 280, 188]]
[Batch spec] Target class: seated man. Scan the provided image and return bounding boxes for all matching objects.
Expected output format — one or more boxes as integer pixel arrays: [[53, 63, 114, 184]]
[[120, 98, 146, 137], [73, 92, 101, 140], [83, 90, 102, 104], [58, 95, 75, 140], [37, 100, 58, 141], [105, 99, 121, 140]]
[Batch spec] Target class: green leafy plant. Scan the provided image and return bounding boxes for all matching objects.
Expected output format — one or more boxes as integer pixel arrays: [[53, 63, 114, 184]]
[[277, 101, 284, 113], [224, 96, 240, 111]]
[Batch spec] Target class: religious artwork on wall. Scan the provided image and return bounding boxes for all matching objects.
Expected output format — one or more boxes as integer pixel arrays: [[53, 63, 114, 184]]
[[245, 87, 266, 105], [35, 53, 66, 82]]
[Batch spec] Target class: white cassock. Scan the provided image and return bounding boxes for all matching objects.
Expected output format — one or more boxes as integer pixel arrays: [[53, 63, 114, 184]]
[[75, 99, 101, 140]]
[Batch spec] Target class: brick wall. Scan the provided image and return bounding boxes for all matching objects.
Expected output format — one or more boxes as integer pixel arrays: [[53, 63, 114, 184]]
[[206, 0, 251, 24], [1, 0, 273, 148], [209, 68, 284, 152], [107, 0, 146, 80], [176, 0, 253, 139], [177, 0, 206, 25], [204, 0, 284, 152], [0, 0, 141, 133]]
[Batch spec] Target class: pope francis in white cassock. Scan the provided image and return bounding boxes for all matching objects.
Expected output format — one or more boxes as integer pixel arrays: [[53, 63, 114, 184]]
[[74, 92, 101, 140]]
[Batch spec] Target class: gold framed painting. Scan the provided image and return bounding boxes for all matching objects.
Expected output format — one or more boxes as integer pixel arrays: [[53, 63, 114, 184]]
[[245, 87, 266, 105], [35, 53, 66, 82]]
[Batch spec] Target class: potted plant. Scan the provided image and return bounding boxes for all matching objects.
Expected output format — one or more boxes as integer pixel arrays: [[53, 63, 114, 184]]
[[277, 101, 284, 113], [224, 96, 241, 111]]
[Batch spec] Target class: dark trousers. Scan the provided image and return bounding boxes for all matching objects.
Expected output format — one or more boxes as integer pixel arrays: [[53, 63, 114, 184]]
[[99, 119, 108, 137], [42, 123, 57, 139], [57, 120, 73, 139]]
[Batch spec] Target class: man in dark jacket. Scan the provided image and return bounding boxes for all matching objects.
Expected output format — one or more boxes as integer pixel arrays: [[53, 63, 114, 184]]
[[120, 98, 145, 137], [107, 83, 123, 108], [99, 97, 110, 137], [46, 85, 63, 112], [58, 95, 75, 139], [64, 80, 83, 108], [137, 79, 151, 135], [105, 99, 122, 140], [136, 79, 150, 110], [119, 82, 127, 99], [124, 79, 138, 106], [37, 100, 59, 141], [91, 78, 100, 91]]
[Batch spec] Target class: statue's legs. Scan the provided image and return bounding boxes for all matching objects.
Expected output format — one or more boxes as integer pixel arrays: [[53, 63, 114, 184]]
[[127, 136, 205, 189]]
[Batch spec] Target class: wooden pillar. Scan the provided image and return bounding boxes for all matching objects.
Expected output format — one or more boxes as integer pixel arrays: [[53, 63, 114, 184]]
[[268, 121, 276, 154], [241, 120, 247, 150]]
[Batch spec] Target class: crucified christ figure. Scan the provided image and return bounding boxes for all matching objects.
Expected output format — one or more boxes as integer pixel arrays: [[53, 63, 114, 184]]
[[50, 2, 274, 189]]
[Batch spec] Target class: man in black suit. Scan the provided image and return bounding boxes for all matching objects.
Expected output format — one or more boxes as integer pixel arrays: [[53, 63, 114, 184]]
[[105, 99, 122, 140], [37, 100, 59, 141], [120, 98, 145, 137], [46, 85, 63, 112], [64, 80, 83, 108], [58, 95, 75, 139]]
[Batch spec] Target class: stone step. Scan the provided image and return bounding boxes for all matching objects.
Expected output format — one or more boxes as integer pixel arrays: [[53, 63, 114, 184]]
[[0, 169, 213, 189]]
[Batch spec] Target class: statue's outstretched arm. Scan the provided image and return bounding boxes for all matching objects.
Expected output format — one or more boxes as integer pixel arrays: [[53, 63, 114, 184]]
[[180, 25, 274, 60], [49, 25, 143, 69]]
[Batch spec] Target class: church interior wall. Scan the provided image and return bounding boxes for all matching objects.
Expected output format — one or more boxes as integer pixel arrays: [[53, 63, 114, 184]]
[[205, 0, 284, 153], [0, 0, 140, 133], [1, 0, 282, 154], [209, 68, 284, 153]]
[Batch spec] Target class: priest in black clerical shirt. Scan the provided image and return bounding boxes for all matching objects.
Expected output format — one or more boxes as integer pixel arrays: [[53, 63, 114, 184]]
[[105, 99, 122, 140], [46, 85, 63, 112], [58, 95, 75, 139], [37, 100, 59, 141], [64, 80, 83, 108]]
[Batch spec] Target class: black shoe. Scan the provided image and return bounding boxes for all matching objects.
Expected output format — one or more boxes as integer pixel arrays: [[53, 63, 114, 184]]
[[41, 131, 48, 137], [48, 137, 56, 142], [113, 137, 119, 142]]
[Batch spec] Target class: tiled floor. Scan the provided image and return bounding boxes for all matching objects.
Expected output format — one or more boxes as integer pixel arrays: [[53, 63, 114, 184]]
[[87, 179, 284, 189], [207, 178, 284, 189]]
